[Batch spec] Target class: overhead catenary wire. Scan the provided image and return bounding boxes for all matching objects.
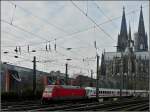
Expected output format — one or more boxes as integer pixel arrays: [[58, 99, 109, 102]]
[[2, 46, 96, 65], [1, 30, 29, 45], [71, 0, 116, 42], [1, 34, 107, 70], [1, 4, 148, 48], [93, 2, 118, 28], [3, 45, 96, 76], [9, 1, 69, 35], [2, 2, 111, 59], [1, 19, 49, 42], [3, 51, 91, 73]]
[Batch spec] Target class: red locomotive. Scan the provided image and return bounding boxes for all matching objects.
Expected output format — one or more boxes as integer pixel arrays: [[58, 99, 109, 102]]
[[42, 85, 86, 103]]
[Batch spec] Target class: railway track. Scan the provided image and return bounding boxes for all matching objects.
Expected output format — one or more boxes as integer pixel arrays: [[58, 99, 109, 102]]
[[96, 101, 148, 111], [59, 97, 149, 111], [123, 102, 149, 111], [1, 97, 149, 111], [1, 99, 98, 111], [1, 100, 41, 110], [2, 100, 40, 107], [34, 101, 99, 111]]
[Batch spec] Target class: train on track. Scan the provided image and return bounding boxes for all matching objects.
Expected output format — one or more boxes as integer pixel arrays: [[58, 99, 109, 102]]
[[41, 85, 149, 103]]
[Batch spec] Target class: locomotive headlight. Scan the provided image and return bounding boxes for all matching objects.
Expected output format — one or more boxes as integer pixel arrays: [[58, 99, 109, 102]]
[[48, 93, 51, 96]]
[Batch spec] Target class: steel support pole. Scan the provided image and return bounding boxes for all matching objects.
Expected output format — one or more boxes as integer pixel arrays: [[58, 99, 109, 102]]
[[120, 54, 123, 98], [91, 69, 93, 87], [33, 56, 36, 95], [96, 55, 99, 99], [65, 63, 68, 85]]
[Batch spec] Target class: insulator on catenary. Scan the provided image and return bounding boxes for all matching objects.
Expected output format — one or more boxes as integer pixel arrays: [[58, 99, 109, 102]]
[[46, 44, 48, 51], [86, 1, 88, 16], [83, 59, 84, 62], [54, 39, 56, 51], [49, 43, 51, 51], [14, 46, 18, 53], [94, 41, 97, 48], [28, 45, 30, 53], [19, 46, 21, 54], [54, 44, 56, 51]]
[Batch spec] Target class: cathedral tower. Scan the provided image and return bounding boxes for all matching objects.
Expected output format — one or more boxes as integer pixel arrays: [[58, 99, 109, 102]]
[[134, 6, 148, 52], [117, 7, 128, 52]]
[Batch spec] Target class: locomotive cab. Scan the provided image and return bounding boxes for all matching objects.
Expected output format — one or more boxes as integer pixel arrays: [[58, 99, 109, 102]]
[[41, 85, 54, 104], [43, 86, 53, 97]]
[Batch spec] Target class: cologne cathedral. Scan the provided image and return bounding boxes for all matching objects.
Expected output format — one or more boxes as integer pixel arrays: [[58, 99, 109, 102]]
[[99, 6, 149, 90]]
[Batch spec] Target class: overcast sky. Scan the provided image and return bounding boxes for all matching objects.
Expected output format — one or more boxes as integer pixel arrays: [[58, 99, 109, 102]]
[[1, 1, 149, 78]]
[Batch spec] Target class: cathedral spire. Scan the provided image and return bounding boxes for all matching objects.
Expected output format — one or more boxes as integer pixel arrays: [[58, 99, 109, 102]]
[[120, 6, 127, 35], [138, 5, 145, 35]]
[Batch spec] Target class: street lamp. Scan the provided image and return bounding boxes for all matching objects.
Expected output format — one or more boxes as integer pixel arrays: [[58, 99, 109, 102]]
[[66, 58, 72, 61], [66, 48, 72, 50], [3, 51, 9, 54], [14, 55, 19, 58], [31, 50, 36, 52]]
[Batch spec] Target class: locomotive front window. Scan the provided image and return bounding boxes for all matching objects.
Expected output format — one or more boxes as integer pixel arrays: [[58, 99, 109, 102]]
[[45, 87, 53, 92]]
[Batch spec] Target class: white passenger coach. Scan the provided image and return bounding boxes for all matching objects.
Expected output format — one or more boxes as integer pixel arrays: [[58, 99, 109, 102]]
[[85, 87, 149, 98]]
